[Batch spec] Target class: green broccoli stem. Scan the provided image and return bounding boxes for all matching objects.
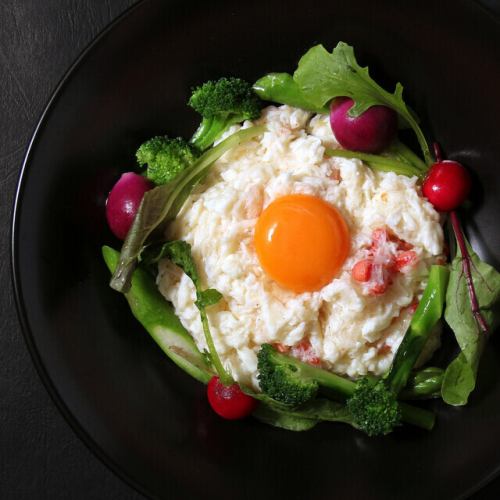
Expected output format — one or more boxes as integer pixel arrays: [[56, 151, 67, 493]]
[[190, 117, 216, 151], [291, 359, 356, 398], [325, 148, 423, 178], [385, 265, 450, 395], [274, 352, 434, 430], [399, 402, 435, 431], [191, 116, 242, 151], [385, 140, 428, 172]]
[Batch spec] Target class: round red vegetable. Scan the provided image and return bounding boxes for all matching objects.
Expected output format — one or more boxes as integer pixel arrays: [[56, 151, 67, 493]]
[[105, 172, 153, 240], [207, 376, 257, 420], [422, 160, 471, 212], [329, 97, 397, 153]]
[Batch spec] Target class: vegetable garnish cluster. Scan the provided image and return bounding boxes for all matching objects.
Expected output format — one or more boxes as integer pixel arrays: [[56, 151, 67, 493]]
[[103, 42, 500, 436]]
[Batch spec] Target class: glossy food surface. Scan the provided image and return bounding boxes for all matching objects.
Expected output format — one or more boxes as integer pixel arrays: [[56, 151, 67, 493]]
[[329, 97, 397, 153], [255, 194, 350, 293], [11, 1, 500, 499]]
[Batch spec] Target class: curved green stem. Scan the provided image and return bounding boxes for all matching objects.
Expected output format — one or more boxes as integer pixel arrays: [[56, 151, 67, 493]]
[[198, 307, 232, 385], [386, 140, 428, 172], [325, 148, 423, 177], [191, 117, 228, 151], [403, 112, 432, 166]]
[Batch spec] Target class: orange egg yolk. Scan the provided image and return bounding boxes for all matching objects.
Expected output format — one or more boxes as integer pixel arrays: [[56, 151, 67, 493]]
[[254, 194, 350, 293]]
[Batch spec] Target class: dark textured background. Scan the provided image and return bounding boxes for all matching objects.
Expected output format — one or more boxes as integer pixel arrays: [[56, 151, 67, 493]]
[[1, 1, 142, 499], [1, 1, 500, 499]]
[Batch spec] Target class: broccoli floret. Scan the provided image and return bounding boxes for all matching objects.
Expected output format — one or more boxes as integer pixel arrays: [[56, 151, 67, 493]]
[[136, 136, 199, 185], [188, 77, 262, 151], [257, 344, 434, 436], [257, 344, 318, 406], [257, 344, 354, 407], [346, 378, 401, 436]]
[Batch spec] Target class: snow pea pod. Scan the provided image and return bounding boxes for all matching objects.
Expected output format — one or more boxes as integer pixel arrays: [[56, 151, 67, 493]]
[[102, 245, 213, 384], [386, 264, 450, 394], [400, 367, 444, 400], [253, 73, 329, 114]]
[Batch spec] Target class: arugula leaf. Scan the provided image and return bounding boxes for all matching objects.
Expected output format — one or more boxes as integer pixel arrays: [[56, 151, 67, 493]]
[[162, 240, 200, 285], [197, 289, 223, 308], [293, 43, 431, 164], [110, 125, 265, 293], [163, 240, 232, 386], [442, 239, 500, 405]]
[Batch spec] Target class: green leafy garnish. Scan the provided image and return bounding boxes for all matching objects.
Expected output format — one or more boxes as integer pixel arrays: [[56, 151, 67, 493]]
[[293, 43, 432, 164], [163, 240, 232, 386], [442, 235, 500, 405], [110, 125, 265, 293], [253, 72, 329, 114]]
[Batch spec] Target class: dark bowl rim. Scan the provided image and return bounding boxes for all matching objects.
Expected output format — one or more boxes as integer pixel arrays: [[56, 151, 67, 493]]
[[8, 1, 500, 499], [9, 0, 153, 498]]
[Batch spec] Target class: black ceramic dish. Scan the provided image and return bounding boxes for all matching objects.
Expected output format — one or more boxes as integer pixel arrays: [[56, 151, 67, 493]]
[[11, 0, 500, 498]]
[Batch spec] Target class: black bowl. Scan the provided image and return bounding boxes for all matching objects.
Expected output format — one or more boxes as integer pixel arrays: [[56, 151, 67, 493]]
[[11, 0, 500, 498]]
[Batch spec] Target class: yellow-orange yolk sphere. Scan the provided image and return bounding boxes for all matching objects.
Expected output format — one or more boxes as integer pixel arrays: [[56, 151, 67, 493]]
[[254, 194, 350, 293]]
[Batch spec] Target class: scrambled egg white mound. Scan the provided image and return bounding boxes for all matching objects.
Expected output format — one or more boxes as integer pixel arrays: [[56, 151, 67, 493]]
[[158, 105, 444, 388]]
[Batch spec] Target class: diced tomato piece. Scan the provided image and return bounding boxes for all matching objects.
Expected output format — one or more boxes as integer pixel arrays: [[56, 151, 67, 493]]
[[370, 226, 413, 253], [377, 343, 392, 355], [394, 250, 417, 271], [368, 281, 389, 295], [291, 339, 321, 366], [351, 259, 373, 282]]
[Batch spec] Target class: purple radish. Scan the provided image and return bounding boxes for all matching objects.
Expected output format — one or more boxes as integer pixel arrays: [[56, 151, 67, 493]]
[[329, 98, 397, 153], [106, 172, 153, 240]]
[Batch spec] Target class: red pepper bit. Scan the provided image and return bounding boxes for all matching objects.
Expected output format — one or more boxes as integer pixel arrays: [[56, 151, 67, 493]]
[[291, 338, 321, 366], [394, 250, 418, 272]]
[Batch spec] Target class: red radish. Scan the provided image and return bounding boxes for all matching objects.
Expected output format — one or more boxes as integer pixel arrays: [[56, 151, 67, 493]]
[[207, 376, 257, 420], [329, 98, 397, 153], [422, 160, 471, 212], [106, 172, 153, 240]]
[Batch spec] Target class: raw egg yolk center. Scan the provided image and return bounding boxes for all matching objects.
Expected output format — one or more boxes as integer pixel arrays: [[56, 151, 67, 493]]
[[254, 194, 350, 293]]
